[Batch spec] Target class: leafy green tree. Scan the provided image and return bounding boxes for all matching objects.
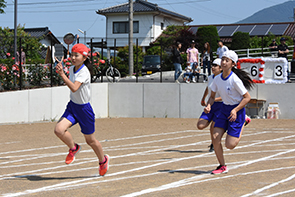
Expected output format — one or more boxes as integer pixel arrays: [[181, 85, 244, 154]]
[[196, 26, 219, 52], [116, 45, 144, 77], [231, 32, 250, 50], [0, 26, 43, 64], [0, 0, 6, 14]]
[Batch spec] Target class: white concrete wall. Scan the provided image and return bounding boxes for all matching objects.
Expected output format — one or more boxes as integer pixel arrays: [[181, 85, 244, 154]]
[[0, 83, 294, 124]]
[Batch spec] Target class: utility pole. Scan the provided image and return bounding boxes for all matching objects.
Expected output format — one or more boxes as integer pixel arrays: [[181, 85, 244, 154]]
[[129, 0, 134, 76], [14, 0, 17, 64]]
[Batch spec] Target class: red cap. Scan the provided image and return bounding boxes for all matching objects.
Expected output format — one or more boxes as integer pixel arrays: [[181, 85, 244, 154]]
[[71, 43, 90, 56]]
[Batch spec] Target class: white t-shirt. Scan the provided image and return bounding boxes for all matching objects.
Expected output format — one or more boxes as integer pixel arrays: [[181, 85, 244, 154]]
[[210, 72, 247, 105], [185, 65, 192, 73], [216, 45, 228, 58], [69, 64, 91, 104], [207, 74, 221, 101]]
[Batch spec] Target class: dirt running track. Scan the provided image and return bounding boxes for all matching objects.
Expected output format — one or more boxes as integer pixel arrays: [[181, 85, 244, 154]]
[[1, 118, 295, 197]]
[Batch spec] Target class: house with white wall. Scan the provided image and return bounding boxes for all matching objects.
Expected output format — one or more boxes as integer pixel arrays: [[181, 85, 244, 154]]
[[96, 0, 192, 55]]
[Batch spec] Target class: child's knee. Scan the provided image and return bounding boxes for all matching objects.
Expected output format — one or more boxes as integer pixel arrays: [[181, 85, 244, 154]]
[[86, 138, 97, 147], [225, 141, 237, 150], [54, 124, 65, 136], [197, 122, 205, 130]]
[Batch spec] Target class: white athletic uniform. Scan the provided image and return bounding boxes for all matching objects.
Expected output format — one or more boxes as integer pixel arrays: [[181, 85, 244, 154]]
[[210, 71, 247, 105], [69, 64, 91, 104]]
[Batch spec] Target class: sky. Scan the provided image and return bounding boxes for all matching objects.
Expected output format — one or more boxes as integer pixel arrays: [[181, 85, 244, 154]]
[[0, 0, 291, 41]]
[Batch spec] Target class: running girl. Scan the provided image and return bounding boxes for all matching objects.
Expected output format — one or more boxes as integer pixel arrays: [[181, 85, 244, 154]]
[[197, 58, 222, 152], [204, 50, 254, 175], [54, 43, 109, 176]]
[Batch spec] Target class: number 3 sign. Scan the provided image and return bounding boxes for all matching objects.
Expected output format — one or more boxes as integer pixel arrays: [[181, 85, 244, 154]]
[[237, 57, 288, 84]]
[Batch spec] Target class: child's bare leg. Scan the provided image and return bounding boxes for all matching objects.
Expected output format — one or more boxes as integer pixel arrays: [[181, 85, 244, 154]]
[[197, 119, 210, 130], [54, 118, 75, 149], [84, 134, 104, 162], [225, 125, 244, 149], [212, 127, 225, 165], [210, 121, 215, 140]]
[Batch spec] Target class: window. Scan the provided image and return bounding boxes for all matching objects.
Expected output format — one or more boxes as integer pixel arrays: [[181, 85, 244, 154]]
[[161, 23, 164, 30], [113, 21, 139, 34]]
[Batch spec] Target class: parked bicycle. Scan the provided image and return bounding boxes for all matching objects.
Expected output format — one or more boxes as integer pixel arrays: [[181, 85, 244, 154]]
[[91, 59, 121, 83]]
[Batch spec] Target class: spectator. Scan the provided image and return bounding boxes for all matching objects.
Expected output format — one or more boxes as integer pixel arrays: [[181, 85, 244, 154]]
[[278, 37, 291, 83], [269, 39, 278, 57], [186, 40, 199, 70], [201, 42, 213, 81], [193, 62, 201, 82], [183, 62, 195, 83], [216, 40, 228, 58], [16, 47, 26, 65], [172, 42, 184, 83]]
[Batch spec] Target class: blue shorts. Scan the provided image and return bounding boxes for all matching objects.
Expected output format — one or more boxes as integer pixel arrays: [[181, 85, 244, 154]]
[[214, 103, 245, 138], [200, 102, 222, 123], [62, 101, 95, 135]]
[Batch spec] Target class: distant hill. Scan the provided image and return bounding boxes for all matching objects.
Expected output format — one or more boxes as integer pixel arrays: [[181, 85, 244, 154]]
[[237, 1, 295, 23]]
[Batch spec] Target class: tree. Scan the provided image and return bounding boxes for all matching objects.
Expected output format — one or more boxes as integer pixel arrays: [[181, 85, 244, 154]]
[[196, 26, 219, 52], [0, 26, 43, 64], [0, 0, 6, 14], [231, 32, 250, 50], [116, 45, 144, 77]]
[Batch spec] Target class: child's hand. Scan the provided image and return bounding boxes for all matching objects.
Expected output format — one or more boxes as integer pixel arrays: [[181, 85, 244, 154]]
[[201, 99, 206, 106], [55, 57, 65, 76], [228, 109, 237, 122], [204, 105, 211, 114]]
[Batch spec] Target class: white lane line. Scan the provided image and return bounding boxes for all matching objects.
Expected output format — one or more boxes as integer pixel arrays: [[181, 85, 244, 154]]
[[0, 141, 20, 145], [2, 132, 295, 196], [1, 132, 293, 180], [0, 140, 211, 179], [102, 130, 205, 142], [120, 149, 295, 197], [241, 173, 295, 197], [0, 130, 203, 156], [0, 130, 271, 166], [265, 188, 295, 197], [0, 133, 207, 165]]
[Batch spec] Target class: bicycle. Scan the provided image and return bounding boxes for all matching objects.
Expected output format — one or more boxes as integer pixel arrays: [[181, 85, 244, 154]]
[[91, 59, 121, 83]]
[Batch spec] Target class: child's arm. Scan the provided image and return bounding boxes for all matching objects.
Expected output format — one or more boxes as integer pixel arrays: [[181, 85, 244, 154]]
[[201, 87, 208, 106], [214, 97, 222, 102], [228, 92, 251, 122], [56, 61, 82, 92], [204, 91, 216, 114]]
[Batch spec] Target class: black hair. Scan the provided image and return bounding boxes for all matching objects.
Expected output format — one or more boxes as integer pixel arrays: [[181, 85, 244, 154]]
[[232, 66, 255, 90], [84, 58, 93, 76], [218, 40, 223, 43]]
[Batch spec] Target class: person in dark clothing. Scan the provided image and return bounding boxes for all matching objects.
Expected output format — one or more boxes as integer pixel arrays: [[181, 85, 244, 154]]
[[278, 37, 291, 82], [172, 42, 184, 83], [269, 39, 278, 57]]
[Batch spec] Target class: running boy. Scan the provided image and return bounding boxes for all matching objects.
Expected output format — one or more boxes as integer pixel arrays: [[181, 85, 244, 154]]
[[54, 43, 109, 176], [204, 50, 254, 174]]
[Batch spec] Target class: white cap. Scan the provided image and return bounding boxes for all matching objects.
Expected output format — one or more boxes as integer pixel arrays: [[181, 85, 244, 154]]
[[222, 50, 238, 63], [212, 58, 221, 66]]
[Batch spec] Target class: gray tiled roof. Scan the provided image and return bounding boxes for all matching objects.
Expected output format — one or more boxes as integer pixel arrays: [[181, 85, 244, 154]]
[[97, 0, 192, 22]]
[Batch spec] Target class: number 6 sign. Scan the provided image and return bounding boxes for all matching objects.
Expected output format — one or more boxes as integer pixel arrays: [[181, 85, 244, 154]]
[[237, 57, 288, 84]]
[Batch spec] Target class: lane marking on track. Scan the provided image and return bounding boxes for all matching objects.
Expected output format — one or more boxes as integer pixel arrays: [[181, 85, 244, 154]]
[[120, 149, 295, 197], [241, 173, 295, 197], [265, 188, 295, 197], [0, 130, 203, 156], [2, 133, 295, 196]]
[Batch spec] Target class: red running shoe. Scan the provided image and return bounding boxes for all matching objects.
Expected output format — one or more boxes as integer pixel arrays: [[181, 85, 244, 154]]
[[99, 154, 110, 176], [65, 144, 81, 165], [211, 165, 228, 175]]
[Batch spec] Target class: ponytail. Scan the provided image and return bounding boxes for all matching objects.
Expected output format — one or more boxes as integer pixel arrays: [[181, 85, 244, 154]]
[[232, 67, 255, 90], [84, 58, 93, 76]]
